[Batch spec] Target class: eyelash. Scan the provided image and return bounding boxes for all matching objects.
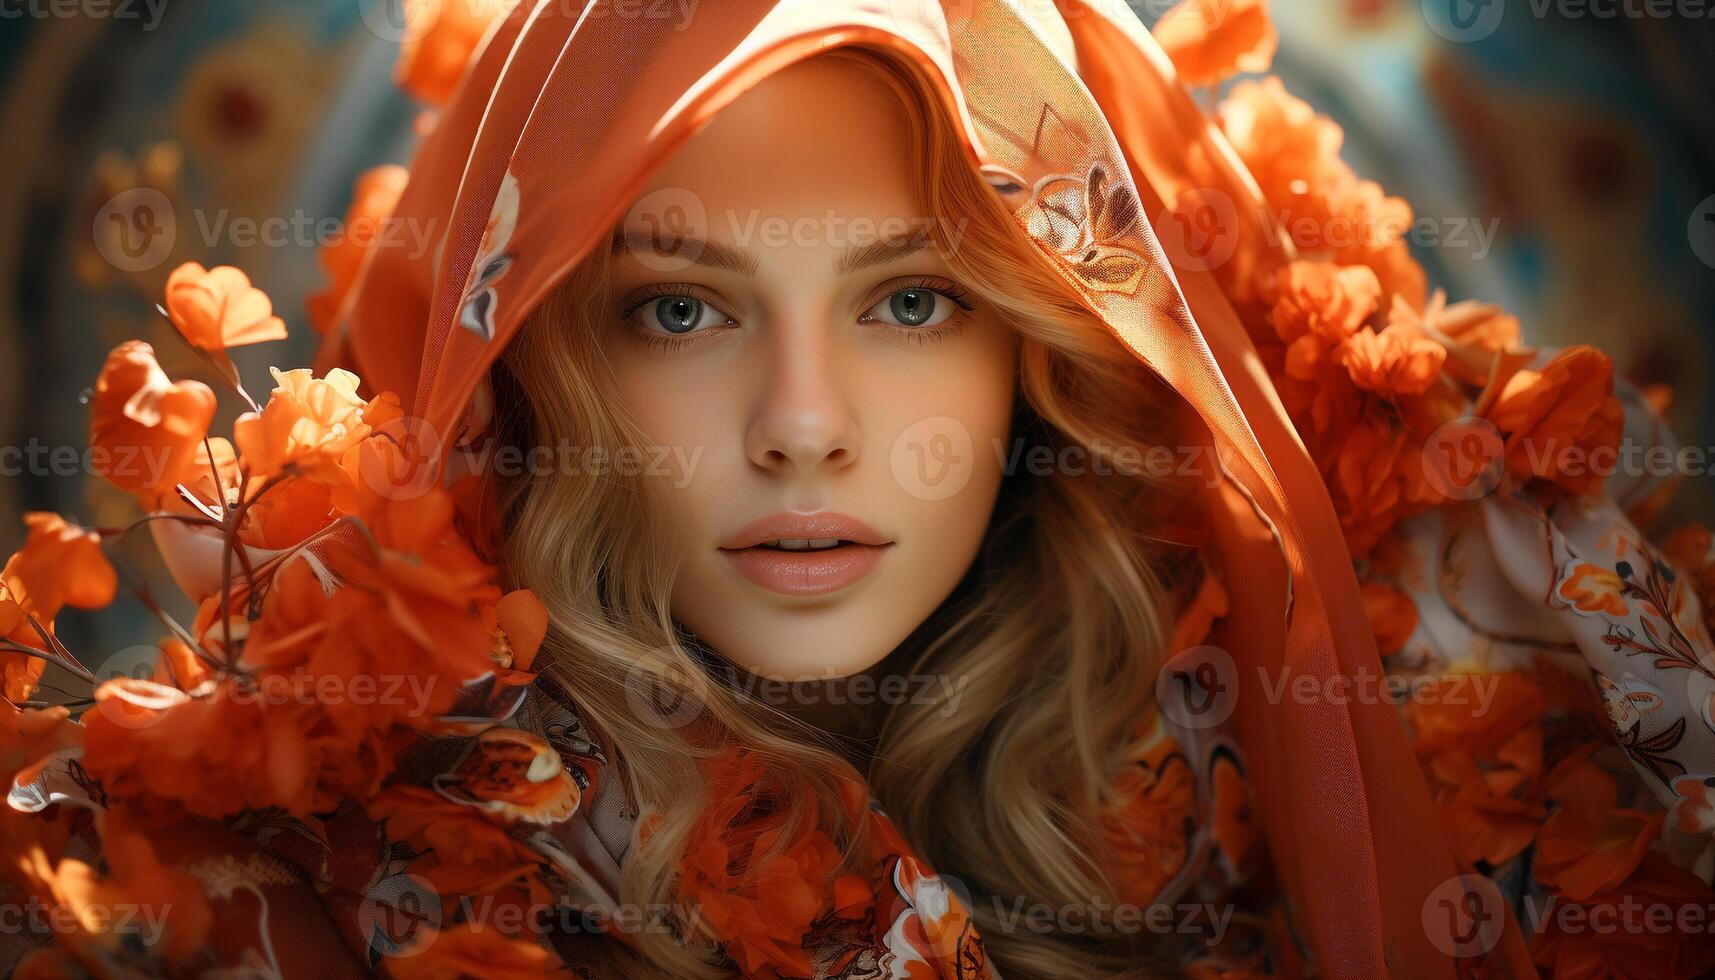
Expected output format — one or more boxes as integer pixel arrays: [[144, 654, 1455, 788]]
[[858, 276, 974, 347], [619, 284, 738, 351], [618, 276, 977, 351]]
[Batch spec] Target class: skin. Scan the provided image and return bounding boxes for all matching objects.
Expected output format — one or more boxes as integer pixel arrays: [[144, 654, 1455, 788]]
[[603, 56, 1018, 682]]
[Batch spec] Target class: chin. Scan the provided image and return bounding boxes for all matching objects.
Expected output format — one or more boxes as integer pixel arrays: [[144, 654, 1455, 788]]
[[690, 610, 920, 682]]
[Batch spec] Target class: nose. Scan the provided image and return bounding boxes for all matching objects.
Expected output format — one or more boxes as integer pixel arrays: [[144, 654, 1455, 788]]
[[744, 322, 860, 476]]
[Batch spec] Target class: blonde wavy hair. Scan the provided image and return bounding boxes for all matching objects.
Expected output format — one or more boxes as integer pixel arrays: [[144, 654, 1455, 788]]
[[490, 47, 1186, 979]]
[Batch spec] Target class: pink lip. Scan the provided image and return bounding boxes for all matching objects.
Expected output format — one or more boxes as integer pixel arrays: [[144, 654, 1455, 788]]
[[718, 512, 893, 597]]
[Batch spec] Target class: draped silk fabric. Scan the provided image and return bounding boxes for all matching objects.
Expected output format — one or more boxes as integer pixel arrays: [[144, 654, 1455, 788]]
[[316, 1, 1536, 973]]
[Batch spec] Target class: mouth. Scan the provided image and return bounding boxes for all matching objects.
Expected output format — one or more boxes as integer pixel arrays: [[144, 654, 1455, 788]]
[[718, 514, 893, 596]]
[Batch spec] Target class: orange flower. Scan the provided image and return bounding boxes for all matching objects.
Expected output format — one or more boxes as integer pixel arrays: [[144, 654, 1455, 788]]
[[393, 923, 567, 980], [0, 581, 44, 703], [0, 703, 80, 787], [1556, 562, 1629, 618], [368, 784, 549, 899], [493, 589, 548, 672], [439, 727, 582, 825], [1406, 672, 1546, 760], [1337, 324, 1446, 398], [1669, 775, 1715, 838], [3, 513, 118, 621], [1101, 737, 1197, 905], [396, 0, 506, 107], [241, 474, 337, 549], [241, 547, 496, 739], [163, 262, 287, 352], [1219, 78, 1342, 220], [1220, 78, 1425, 306], [308, 165, 410, 336], [1530, 856, 1715, 980], [1426, 745, 1547, 867], [89, 811, 215, 964], [1153, 0, 1276, 87], [1391, 291, 1521, 387], [1483, 346, 1624, 497], [232, 367, 376, 482], [1535, 801, 1664, 902], [1261, 261, 1381, 378], [1532, 756, 1663, 902], [1662, 524, 1715, 643], [81, 674, 334, 819], [6, 810, 213, 970], [1330, 417, 1437, 556], [0, 514, 115, 701], [675, 749, 856, 978], [1325, 179, 1426, 309], [1360, 579, 1419, 655], [89, 340, 218, 496]]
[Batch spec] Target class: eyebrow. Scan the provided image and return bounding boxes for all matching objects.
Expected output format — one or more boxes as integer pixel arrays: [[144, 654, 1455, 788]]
[[612, 230, 760, 276], [610, 226, 934, 277], [836, 230, 933, 275]]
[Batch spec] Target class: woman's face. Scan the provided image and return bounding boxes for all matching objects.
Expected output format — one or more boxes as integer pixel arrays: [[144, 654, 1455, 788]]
[[603, 56, 1018, 681]]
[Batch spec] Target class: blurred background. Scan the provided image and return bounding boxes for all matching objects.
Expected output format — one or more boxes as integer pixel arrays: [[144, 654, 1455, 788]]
[[2, 0, 1713, 670]]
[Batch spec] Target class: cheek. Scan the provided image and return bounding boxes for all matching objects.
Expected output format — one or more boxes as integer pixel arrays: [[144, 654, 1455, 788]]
[[881, 324, 1017, 562], [606, 354, 736, 539]]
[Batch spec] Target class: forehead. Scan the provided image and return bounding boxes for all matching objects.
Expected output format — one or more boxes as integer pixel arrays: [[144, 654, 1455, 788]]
[[633, 55, 923, 237]]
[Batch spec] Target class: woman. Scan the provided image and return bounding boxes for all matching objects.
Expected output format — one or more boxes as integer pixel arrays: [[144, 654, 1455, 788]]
[[6, 0, 1715, 977]]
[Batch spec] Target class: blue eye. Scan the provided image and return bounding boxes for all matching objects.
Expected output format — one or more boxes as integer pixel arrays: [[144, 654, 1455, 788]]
[[866, 287, 957, 328], [637, 296, 725, 334]]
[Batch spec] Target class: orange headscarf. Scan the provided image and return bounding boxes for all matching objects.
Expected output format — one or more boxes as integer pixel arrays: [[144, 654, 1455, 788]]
[[316, 2, 1534, 974]]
